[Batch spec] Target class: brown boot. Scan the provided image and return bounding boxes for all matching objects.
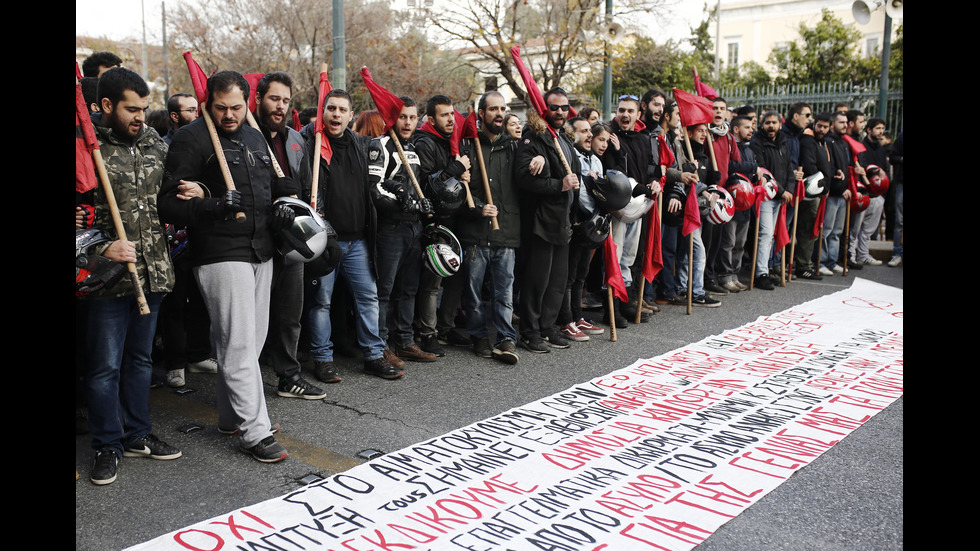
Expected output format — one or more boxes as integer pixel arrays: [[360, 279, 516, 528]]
[[396, 343, 437, 362]]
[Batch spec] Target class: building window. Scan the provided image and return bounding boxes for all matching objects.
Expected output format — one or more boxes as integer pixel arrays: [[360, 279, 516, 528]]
[[727, 42, 739, 68], [866, 37, 880, 57]]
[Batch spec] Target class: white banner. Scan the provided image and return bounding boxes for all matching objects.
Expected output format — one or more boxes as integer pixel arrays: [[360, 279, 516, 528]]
[[130, 278, 902, 551]]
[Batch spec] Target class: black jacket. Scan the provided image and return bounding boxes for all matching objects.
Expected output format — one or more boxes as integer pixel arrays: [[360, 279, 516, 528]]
[[514, 128, 580, 245], [159, 117, 286, 266], [454, 129, 521, 248], [750, 130, 796, 197]]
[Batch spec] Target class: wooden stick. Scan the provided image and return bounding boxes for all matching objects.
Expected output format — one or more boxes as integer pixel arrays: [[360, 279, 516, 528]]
[[200, 107, 246, 223], [843, 201, 851, 276], [687, 230, 694, 314], [91, 149, 151, 315], [749, 211, 760, 290], [788, 171, 802, 282], [473, 137, 499, 230], [608, 286, 617, 342], [309, 62, 330, 209]]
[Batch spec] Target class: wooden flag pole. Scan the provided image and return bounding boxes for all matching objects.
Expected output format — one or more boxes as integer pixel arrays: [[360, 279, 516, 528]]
[[473, 140, 499, 230]]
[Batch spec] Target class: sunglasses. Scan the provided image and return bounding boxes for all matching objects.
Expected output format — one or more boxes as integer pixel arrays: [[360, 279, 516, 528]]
[[547, 103, 571, 112], [618, 94, 639, 101]]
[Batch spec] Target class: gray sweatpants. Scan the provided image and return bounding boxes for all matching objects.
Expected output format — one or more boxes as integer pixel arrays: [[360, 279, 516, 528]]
[[195, 260, 274, 448]]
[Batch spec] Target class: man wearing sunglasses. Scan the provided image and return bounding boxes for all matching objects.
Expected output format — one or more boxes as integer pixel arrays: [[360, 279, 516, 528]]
[[514, 87, 582, 352]]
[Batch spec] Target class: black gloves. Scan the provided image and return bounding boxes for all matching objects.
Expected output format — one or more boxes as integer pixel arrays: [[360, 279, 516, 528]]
[[212, 189, 244, 219], [270, 202, 296, 231]]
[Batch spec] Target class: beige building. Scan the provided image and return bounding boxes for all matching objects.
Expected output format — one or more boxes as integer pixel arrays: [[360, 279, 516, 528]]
[[717, 0, 901, 75]]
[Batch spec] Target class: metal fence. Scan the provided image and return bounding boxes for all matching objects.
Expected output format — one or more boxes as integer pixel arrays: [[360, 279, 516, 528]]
[[717, 80, 904, 135]]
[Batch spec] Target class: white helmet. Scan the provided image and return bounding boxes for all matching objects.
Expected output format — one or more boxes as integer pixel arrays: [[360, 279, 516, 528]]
[[272, 197, 330, 264], [706, 185, 735, 224]]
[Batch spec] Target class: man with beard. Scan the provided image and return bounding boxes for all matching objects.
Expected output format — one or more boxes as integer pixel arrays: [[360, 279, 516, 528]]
[[796, 112, 833, 280], [252, 72, 328, 400], [599, 95, 659, 322], [159, 70, 298, 463], [749, 111, 799, 290], [369, 97, 438, 365], [456, 91, 522, 363], [164, 93, 198, 145], [819, 112, 856, 276], [515, 87, 581, 352], [301, 89, 396, 382], [716, 115, 759, 292], [81, 67, 180, 485], [849, 117, 889, 267], [412, 95, 470, 357]]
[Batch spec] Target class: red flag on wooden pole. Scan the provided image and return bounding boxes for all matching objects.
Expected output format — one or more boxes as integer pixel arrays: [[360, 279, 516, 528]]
[[359, 67, 404, 134], [313, 70, 333, 165], [510, 45, 555, 137], [682, 180, 701, 236], [243, 73, 264, 112], [182, 52, 210, 106], [673, 87, 714, 127], [603, 236, 629, 302], [693, 66, 717, 98], [75, 63, 98, 194]]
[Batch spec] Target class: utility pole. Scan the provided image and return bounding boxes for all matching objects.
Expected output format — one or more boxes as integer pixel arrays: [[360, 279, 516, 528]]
[[332, 0, 346, 90]]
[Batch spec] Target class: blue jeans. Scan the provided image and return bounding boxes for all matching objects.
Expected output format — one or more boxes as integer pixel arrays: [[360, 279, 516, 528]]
[[307, 238, 386, 362], [821, 195, 848, 269], [676, 227, 705, 298], [375, 220, 422, 348], [85, 292, 164, 456], [756, 199, 780, 276], [461, 245, 517, 346]]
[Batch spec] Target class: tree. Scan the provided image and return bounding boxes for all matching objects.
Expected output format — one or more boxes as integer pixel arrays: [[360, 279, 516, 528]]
[[423, 0, 668, 108], [768, 8, 878, 85], [718, 61, 772, 92]]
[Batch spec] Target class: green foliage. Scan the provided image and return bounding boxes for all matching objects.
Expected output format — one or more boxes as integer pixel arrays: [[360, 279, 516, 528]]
[[718, 61, 773, 92]]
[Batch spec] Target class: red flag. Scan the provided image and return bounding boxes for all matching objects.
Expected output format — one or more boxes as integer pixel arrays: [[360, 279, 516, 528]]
[[672, 88, 714, 127], [291, 108, 301, 132], [313, 71, 334, 165], [682, 181, 701, 236], [693, 67, 717, 98], [603, 236, 629, 302], [657, 133, 675, 168], [182, 52, 210, 106], [450, 110, 478, 156], [243, 73, 264, 111], [360, 67, 404, 134], [75, 63, 98, 194], [841, 134, 866, 160], [774, 202, 790, 251], [641, 192, 664, 282], [812, 196, 827, 239], [510, 46, 556, 137]]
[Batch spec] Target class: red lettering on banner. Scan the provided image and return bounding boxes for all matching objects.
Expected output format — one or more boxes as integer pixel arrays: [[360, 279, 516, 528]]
[[631, 515, 712, 545], [849, 375, 903, 399], [387, 524, 439, 544], [208, 513, 268, 540], [754, 429, 837, 464], [728, 451, 796, 479], [173, 529, 223, 551], [360, 528, 418, 550], [828, 393, 891, 411], [794, 406, 871, 435], [618, 523, 673, 550]]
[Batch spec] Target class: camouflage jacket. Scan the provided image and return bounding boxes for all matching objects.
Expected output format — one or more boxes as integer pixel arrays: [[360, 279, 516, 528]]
[[85, 116, 175, 298]]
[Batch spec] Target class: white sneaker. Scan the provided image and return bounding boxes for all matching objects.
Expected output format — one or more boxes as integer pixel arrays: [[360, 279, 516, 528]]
[[187, 358, 219, 373], [887, 255, 902, 267], [166, 369, 185, 388], [818, 265, 834, 276], [832, 264, 844, 273], [862, 257, 883, 266]]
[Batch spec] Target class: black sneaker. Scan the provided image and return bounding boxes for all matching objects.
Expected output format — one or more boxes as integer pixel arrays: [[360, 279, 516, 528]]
[[520, 335, 550, 354], [755, 275, 775, 290], [241, 436, 288, 463], [541, 328, 571, 349], [277, 375, 327, 400], [91, 448, 119, 485], [123, 433, 182, 460], [419, 334, 446, 357], [667, 295, 687, 305], [703, 281, 730, 296], [492, 340, 520, 365], [314, 360, 341, 384], [439, 328, 471, 347], [364, 356, 404, 379], [472, 337, 493, 358], [692, 294, 721, 308], [795, 269, 823, 280]]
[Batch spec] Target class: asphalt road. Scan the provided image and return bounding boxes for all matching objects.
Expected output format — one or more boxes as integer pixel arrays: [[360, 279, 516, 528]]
[[76, 260, 903, 551]]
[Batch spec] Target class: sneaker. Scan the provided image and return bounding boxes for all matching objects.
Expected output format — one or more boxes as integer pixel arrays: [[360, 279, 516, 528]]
[[861, 257, 883, 266], [832, 264, 844, 274], [735, 280, 749, 291], [381, 347, 406, 369], [795, 269, 823, 280], [520, 335, 550, 354], [560, 322, 590, 342], [166, 368, 185, 388], [692, 294, 721, 308], [219, 423, 280, 436], [541, 328, 571, 349], [91, 448, 119, 485], [314, 360, 341, 384], [722, 281, 742, 293], [472, 337, 493, 358], [847, 259, 863, 270], [277, 375, 327, 400], [704, 281, 729, 296], [581, 294, 603, 309], [641, 300, 661, 313], [492, 340, 520, 365], [755, 275, 775, 290], [395, 343, 437, 362], [887, 255, 902, 267], [576, 318, 604, 336], [241, 436, 288, 463], [818, 265, 834, 276], [364, 356, 404, 379], [124, 433, 182, 460], [419, 334, 446, 357], [667, 295, 687, 306], [187, 358, 218, 373]]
